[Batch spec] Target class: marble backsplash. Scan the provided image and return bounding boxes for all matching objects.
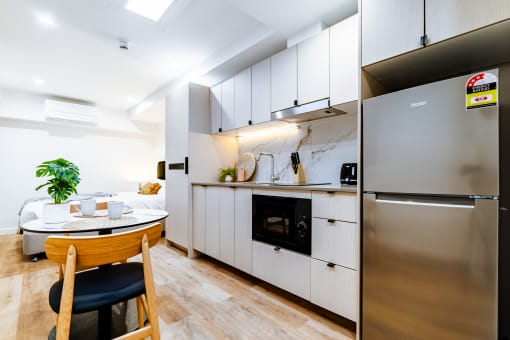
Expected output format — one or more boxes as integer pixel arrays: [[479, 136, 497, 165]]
[[237, 113, 358, 184]]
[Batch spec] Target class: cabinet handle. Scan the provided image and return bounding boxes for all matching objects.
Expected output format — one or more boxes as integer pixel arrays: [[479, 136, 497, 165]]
[[327, 218, 335, 223], [326, 191, 335, 195], [274, 246, 281, 252], [326, 262, 335, 268], [420, 34, 428, 47], [294, 99, 298, 106], [248, 120, 252, 125]]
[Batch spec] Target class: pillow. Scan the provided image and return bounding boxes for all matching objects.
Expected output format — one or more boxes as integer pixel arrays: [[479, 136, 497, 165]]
[[138, 182, 162, 195]]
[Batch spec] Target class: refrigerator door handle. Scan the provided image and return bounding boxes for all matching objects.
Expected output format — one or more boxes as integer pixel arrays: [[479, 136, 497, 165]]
[[375, 193, 475, 209]]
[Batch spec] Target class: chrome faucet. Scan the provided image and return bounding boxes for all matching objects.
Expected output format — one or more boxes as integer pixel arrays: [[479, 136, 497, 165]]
[[256, 153, 280, 183]]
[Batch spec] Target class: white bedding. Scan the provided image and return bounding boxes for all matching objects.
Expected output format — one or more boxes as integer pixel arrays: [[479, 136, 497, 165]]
[[18, 191, 166, 229], [109, 191, 166, 210]]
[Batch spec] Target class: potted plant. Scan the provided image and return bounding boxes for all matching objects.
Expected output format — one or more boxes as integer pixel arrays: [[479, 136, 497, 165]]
[[35, 158, 80, 223], [218, 166, 236, 182]]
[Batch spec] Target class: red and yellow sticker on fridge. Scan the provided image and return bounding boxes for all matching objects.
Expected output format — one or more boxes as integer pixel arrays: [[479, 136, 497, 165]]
[[466, 72, 498, 110]]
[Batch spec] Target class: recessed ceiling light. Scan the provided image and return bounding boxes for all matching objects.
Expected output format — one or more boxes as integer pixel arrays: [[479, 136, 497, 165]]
[[36, 13, 56, 27], [125, 0, 174, 22], [33, 78, 45, 85]]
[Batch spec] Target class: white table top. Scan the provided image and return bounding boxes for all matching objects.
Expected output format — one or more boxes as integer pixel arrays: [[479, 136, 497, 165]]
[[22, 209, 168, 234]]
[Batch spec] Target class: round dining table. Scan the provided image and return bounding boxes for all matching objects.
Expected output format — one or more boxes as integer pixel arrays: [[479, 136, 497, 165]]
[[22, 208, 168, 235]]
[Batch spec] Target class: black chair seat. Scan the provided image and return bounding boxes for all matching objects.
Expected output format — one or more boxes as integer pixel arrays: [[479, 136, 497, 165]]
[[49, 262, 145, 314]]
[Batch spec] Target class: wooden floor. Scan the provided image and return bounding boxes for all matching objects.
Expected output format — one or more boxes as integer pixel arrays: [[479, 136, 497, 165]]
[[0, 234, 355, 339]]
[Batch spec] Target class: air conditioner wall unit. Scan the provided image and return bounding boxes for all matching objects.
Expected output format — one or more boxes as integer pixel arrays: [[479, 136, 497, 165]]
[[44, 99, 99, 125]]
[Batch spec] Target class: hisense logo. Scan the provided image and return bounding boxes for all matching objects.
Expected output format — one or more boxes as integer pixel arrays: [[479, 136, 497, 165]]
[[411, 100, 427, 108]]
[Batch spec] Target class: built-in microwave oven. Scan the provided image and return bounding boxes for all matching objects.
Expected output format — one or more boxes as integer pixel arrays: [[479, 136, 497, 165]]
[[252, 194, 311, 255]]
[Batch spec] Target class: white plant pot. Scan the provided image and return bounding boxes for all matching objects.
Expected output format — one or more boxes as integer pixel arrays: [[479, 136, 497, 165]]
[[43, 202, 70, 224], [224, 175, 233, 182]]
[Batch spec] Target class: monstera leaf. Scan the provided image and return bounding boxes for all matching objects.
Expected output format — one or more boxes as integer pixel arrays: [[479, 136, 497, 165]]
[[35, 158, 80, 204]]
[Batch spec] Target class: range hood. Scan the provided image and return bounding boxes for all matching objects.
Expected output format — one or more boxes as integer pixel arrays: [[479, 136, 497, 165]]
[[271, 98, 347, 123]]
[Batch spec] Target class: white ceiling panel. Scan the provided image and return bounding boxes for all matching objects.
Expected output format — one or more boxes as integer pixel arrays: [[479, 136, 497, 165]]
[[0, 0, 357, 122]]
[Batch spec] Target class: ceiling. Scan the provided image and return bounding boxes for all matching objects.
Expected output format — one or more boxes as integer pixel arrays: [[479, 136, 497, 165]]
[[0, 0, 357, 121]]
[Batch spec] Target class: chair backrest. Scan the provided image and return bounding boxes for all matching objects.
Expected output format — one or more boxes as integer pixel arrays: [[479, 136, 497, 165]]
[[45, 223, 162, 267], [69, 201, 108, 213]]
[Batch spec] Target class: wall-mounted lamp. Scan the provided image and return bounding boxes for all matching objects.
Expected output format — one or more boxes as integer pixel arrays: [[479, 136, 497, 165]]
[[236, 124, 300, 140], [157, 161, 165, 180]]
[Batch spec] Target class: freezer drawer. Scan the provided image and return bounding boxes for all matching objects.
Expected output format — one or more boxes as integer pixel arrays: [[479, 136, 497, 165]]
[[362, 193, 498, 339], [363, 69, 499, 196]]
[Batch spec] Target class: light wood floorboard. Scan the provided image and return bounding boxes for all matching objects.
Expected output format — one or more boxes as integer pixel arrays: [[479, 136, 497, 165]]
[[0, 234, 355, 339]]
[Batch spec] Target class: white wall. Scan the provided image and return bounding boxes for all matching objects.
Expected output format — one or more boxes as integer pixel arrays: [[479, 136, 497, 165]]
[[0, 88, 164, 233]]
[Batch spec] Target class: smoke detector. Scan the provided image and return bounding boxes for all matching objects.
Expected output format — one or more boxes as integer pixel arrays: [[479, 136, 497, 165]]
[[119, 40, 129, 50]]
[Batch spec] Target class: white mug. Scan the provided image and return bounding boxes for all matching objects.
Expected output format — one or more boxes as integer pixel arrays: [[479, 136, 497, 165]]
[[80, 198, 96, 216], [107, 201, 126, 219]]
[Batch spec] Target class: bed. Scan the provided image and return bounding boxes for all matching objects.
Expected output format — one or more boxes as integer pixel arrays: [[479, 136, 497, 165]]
[[18, 190, 166, 257]]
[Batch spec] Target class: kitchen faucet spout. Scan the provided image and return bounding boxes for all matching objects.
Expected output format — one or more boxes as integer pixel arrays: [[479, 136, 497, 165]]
[[256, 153, 280, 183]]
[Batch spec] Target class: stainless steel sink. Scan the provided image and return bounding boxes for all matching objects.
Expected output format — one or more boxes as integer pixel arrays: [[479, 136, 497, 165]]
[[252, 182, 331, 186]]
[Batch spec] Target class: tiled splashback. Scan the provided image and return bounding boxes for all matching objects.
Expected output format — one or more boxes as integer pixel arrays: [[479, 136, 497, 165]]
[[237, 113, 357, 184]]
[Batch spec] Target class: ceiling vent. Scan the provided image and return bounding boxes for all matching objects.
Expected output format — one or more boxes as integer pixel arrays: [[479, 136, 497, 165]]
[[44, 99, 99, 125]]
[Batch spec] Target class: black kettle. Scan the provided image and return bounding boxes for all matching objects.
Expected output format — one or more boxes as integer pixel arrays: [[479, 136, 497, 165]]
[[340, 163, 357, 185]]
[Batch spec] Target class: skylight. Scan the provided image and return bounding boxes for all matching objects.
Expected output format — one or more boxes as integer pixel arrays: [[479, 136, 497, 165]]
[[125, 0, 174, 22]]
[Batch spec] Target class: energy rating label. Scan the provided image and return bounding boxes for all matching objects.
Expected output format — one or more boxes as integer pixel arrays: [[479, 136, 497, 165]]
[[466, 72, 498, 110]]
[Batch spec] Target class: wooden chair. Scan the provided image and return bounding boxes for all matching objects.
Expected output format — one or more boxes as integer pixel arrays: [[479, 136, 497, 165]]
[[45, 223, 162, 340]]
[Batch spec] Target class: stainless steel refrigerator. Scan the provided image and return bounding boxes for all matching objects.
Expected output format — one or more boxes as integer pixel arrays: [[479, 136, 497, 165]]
[[362, 65, 510, 339]]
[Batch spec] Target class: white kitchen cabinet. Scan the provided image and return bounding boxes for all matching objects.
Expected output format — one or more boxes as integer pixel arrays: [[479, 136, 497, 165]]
[[252, 241, 311, 300], [192, 185, 206, 253], [361, 0, 424, 66], [210, 83, 222, 134], [166, 83, 209, 250], [234, 68, 252, 128], [219, 187, 235, 266], [311, 259, 357, 321], [298, 29, 330, 105], [166, 85, 190, 248], [312, 218, 358, 270], [251, 58, 271, 125], [205, 187, 220, 258], [312, 192, 357, 222], [330, 14, 359, 107], [203, 186, 235, 264], [426, 0, 510, 44], [271, 46, 297, 112], [234, 188, 252, 273], [221, 78, 235, 131], [362, 0, 510, 67], [166, 172, 189, 248]]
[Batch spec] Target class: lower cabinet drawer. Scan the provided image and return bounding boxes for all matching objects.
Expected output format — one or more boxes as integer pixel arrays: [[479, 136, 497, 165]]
[[252, 241, 311, 300], [312, 217, 358, 270], [311, 258, 357, 321]]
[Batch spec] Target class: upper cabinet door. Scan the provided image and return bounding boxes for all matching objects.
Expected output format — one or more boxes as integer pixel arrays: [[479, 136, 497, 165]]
[[362, 0, 424, 66], [426, 0, 510, 44], [330, 14, 359, 107], [221, 78, 235, 131], [166, 85, 189, 162], [234, 68, 252, 129], [251, 58, 271, 125], [210, 84, 222, 134], [298, 29, 330, 105], [271, 46, 297, 112]]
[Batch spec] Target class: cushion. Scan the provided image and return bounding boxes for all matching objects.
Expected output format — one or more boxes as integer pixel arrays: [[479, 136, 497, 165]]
[[138, 182, 161, 195], [49, 262, 145, 314]]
